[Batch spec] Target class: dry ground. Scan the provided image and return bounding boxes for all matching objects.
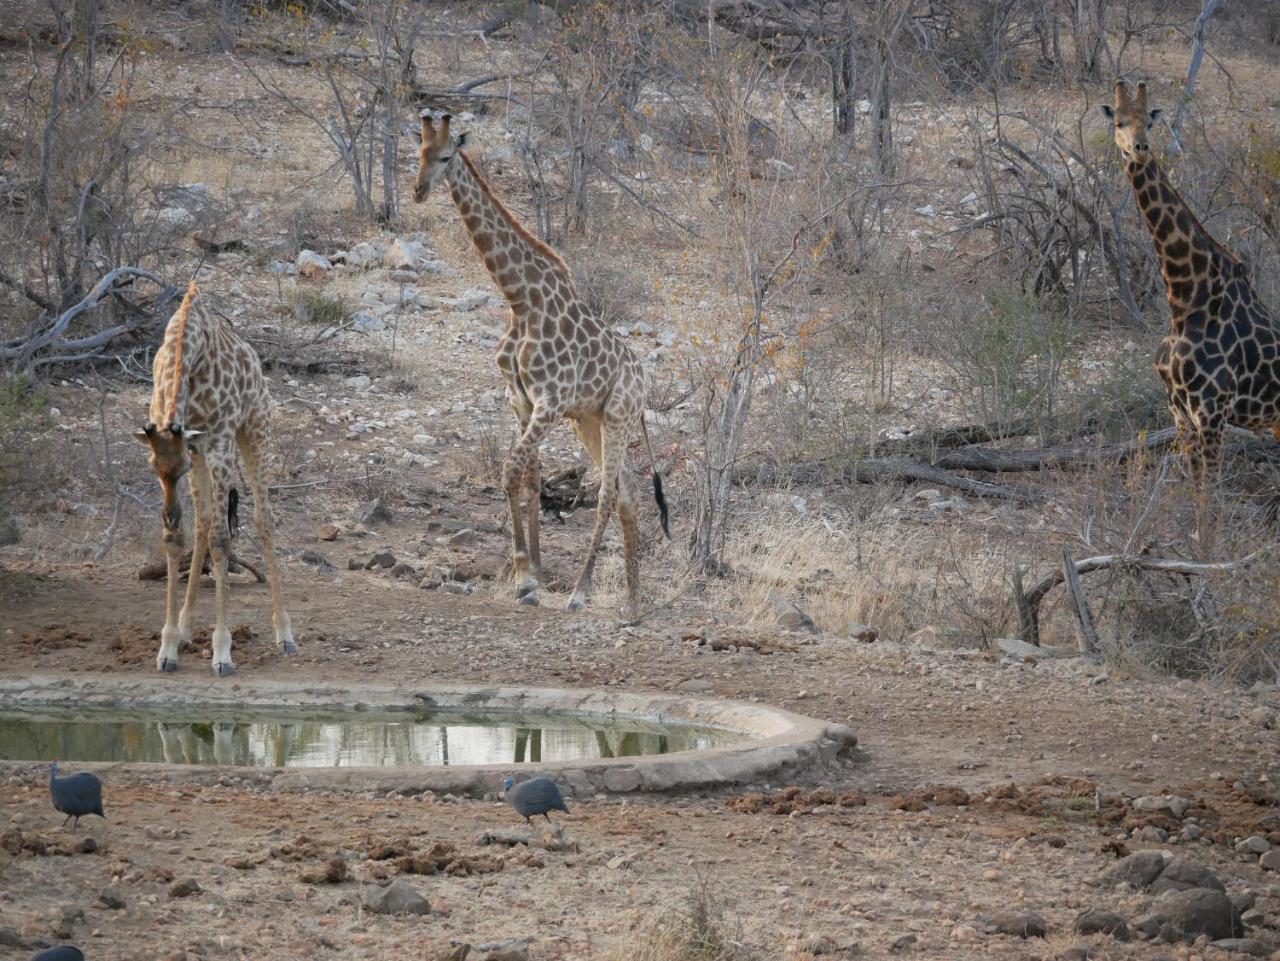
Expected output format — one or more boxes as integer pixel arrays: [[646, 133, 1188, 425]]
[[3, 3, 1280, 959]]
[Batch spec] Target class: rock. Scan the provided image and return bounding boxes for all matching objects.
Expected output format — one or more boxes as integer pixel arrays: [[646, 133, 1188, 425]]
[[0, 928, 26, 948], [768, 591, 817, 633], [341, 241, 385, 269], [849, 623, 878, 643], [296, 250, 332, 280], [355, 498, 394, 526], [1210, 939, 1272, 956], [447, 528, 479, 547], [439, 290, 490, 311], [367, 551, 397, 570], [471, 939, 530, 961], [1133, 795, 1194, 818], [1100, 850, 1168, 889], [299, 549, 332, 569], [363, 879, 430, 915], [977, 910, 1047, 938], [889, 933, 917, 952], [1260, 849, 1280, 871], [343, 374, 372, 390], [678, 679, 712, 694], [347, 554, 371, 571], [1149, 858, 1224, 894], [353, 311, 386, 333], [1236, 836, 1272, 855], [911, 488, 944, 504], [157, 206, 195, 228], [390, 562, 418, 579], [168, 878, 202, 898], [0, 515, 20, 546], [384, 238, 428, 270], [1249, 707, 1276, 730], [1152, 887, 1243, 940], [995, 637, 1057, 660], [606, 854, 632, 870], [915, 204, 937, 217], [1073, 909, 1130, 940], [317, 524, 340, 542], [299, 856, 348, 884], [98, 888, 127, 910], [1135, 825, 1169, 843]]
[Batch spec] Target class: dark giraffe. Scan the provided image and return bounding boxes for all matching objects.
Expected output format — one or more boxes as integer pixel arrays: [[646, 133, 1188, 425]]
[[412, 113, 669, 619], [1102, 80, 1280, 494]]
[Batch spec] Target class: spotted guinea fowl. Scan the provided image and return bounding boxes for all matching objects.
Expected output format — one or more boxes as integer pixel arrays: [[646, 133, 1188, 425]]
[[48, 762, 104, 830], [32, 947, 85, 961], [503, 776, 569, 825]]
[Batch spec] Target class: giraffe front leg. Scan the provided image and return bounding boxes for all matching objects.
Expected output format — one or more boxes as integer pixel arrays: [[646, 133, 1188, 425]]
[[617, 470, 642, 621], [1193, 412, 1226, 556], [178, 459, 211, 645], [157, 524, 185, 673], [206, 453, 236, 677], [506, 409, 557, 606], [525, 455, 542, 578]]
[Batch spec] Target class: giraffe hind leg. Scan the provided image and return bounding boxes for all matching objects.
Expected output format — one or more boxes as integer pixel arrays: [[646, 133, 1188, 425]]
[[238, 424, 296, 654], [568, 416, 622, 612]]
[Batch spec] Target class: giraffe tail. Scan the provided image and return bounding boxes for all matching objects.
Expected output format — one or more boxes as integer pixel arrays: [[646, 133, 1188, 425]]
[[640, 414, 671, 540], [227, 488, 240, 540]]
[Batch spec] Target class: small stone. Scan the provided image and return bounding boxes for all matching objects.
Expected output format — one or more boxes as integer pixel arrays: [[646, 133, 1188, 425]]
[[1236, 836, 1271, 855], [98, 888, 126, 910], [978, 909, 1047, 938], [948, 924, 979, 941], [317, 524, 340, 541], [367, 551, 397, 570], [296, 250, 332, 280], [768, 591, 817, 633], [390, 562, 418, 579], [299, 856, 348, 884], [447, 528, 479, 547], [299, 549, 332, 568], [677, 679, 712, 694], [362, 879, 430, 915], [1073, 909, 1130, 941], [1132, 795, 1194, 818], [1209, 939, 1272, 957], [849, 624, 878, 643], [1260, 849, 1280, 871], [1135, 825, 1169, 843], [168, 878, 201, 898], [355, 498, 393, 526], [606, 854, 632, 870], [471, 939, 531, 961], [384, 237, 428, 270], [889, 933, 917, 951], [1099, 851, 1168, 889]]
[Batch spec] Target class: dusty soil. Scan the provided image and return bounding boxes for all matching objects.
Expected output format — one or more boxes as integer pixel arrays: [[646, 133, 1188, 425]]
[[3, 3, 1280, 959], [3, 569, 1280, 960]]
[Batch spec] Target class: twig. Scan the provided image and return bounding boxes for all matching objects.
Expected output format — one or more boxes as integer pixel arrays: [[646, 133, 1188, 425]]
[[1061, 545, 1100, 653]]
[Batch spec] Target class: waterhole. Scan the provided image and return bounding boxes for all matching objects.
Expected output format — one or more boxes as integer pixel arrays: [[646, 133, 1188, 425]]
[[0, 705, 739, 769]]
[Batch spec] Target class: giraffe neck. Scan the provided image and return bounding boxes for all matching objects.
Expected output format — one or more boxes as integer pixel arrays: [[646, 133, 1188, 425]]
[[445, 151, 571, 310], [1125, 156, 1240, 319], [150, 291, 209, 429]]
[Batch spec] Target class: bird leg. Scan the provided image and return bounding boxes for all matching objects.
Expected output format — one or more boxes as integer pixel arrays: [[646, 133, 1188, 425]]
[[62, 813, 73, 829]]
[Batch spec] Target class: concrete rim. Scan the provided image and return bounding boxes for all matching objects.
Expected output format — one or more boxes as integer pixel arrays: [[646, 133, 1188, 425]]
[[0, 673, 858, 797]]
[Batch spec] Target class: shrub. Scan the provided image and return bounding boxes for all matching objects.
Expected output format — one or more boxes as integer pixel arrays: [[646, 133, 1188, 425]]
[[289, 289, 352, 328]]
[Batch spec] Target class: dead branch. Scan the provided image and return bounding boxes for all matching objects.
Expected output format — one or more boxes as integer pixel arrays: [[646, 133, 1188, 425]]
[[137, 550, 266, 584], [1060, 546, 1100, 653], [733, 458, 1046, 503]]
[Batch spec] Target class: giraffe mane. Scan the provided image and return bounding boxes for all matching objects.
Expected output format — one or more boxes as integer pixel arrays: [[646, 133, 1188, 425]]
[[457, 151, 573, 280], [164, 280, 199, 428]]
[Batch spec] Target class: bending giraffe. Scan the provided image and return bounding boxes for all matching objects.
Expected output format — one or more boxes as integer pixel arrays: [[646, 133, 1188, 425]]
[[1103, 80, 1280, 492], [412, 113, 669, 618], [135, 281, 295, 675]]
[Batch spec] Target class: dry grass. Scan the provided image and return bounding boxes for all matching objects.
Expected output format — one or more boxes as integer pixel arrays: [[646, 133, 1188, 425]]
[[605, 886, 767, 961]]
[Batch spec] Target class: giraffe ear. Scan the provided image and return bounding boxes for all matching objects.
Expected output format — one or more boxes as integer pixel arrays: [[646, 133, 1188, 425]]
[[182, 429, 204, 440], [133, 428, 154, 445], [1148, 108, 1164, 125], [1099, 104, 1114, 120], [456, 131, 470, 149]]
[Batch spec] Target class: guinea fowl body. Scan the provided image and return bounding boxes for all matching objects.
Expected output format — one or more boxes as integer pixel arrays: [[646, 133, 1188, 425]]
[[504, 776, 569, 823], [32, 947, 86, 961], [48, 763, 104, 829]]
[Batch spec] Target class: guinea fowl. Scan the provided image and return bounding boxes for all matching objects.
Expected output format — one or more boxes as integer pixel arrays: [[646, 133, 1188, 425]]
[[32, 947, 86, 961], [503, 776, 569, 825], [48, 762, 104, 830]]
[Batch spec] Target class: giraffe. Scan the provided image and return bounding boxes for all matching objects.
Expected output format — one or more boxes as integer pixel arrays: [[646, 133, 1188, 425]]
[[134, 280, 295, 676], [1103, 80, 1280, 496], [412, 113, 670, 618]]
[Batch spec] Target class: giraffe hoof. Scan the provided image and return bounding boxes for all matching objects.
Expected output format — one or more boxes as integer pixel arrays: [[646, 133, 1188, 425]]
[[515, 582, 538, 600], [158, 658, 178, 674], [516, 593, 539, 607], [281, 639, 299, 655], [566, 598, 586, 612], [214, 662, 237, 678]]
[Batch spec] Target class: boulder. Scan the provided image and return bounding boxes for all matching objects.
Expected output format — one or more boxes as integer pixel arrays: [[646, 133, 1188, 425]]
[[296, 250, 332, 280], [1149, 858, 1224, 895], [1148, 888, 1242, 941], [768, 591, 817, 634], [1072, 909, 1130, 941], [362, 879, 430, 915], [1100, 851, 1168, 889], [384, 238, 428, 270]]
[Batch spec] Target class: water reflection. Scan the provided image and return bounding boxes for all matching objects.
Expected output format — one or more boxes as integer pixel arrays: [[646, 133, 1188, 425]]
[[0, 707, 736, 768]]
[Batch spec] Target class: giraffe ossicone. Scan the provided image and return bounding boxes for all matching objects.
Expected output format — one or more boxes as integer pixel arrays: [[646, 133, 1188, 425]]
[[414, 112, 670, 619], [136, 280, 296, 675], [1103, 80, 1280, 505]]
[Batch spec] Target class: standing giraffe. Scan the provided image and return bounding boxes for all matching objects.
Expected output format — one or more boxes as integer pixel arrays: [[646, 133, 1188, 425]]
[[1103, 80, 1280, 491], [412, 113, 669, 617], [135, 281, 295, 675]]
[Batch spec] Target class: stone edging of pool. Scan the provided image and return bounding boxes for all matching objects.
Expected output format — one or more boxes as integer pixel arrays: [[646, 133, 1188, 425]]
[[0, 673, 858, 798]]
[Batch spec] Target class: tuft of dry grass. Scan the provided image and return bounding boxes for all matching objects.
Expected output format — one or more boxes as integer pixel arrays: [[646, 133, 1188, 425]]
[[605, 885, 766, 961]]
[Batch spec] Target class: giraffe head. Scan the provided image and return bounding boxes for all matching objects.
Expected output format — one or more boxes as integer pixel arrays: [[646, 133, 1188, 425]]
[[413, 113, 469, 203], [134, 422, 202, 531], [1100, 80, 1164, 164]]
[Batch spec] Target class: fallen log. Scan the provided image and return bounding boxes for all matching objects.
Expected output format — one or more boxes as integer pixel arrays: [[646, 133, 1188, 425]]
[[734, 458, 1046, 503], [137, 551, 266, 583]]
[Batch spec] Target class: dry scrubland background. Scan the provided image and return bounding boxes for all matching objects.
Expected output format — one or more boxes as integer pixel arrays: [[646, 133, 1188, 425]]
[[3, 0, 1280, 681]]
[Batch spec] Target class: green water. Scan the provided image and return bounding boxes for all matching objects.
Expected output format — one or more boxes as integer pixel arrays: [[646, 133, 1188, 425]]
[[0, 704, 738, 768]]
